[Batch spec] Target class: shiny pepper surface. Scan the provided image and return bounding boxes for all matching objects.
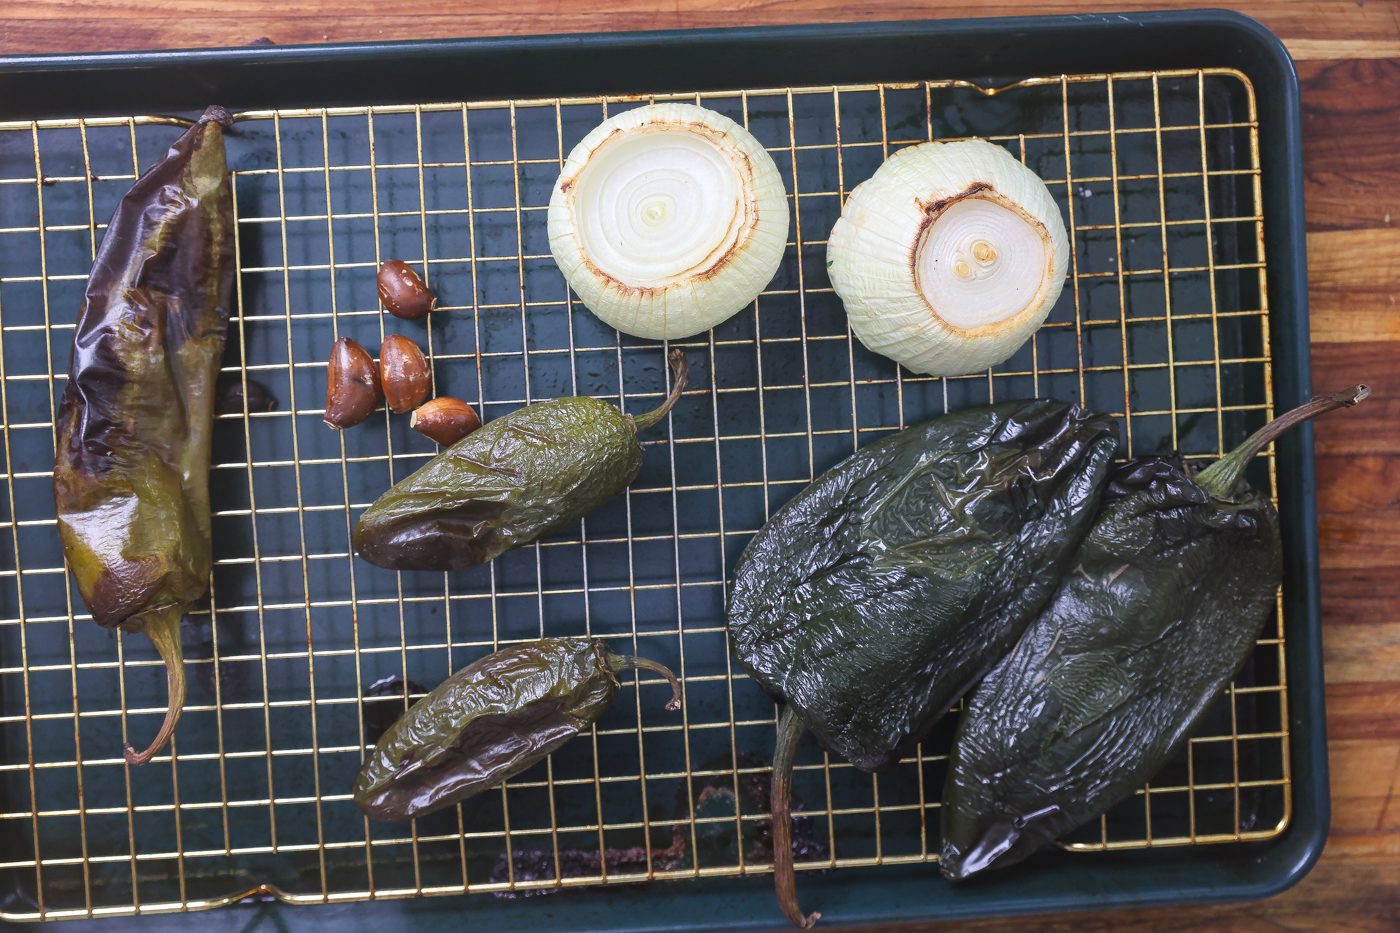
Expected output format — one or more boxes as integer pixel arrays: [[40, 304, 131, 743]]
[[729, 400, 1118, 772], [727, 398, 1117, 928], [355, 637, 681, 821], [940, 386, 1369, 881], [52, 106, 234, 765], [354, 350, 687, 571]]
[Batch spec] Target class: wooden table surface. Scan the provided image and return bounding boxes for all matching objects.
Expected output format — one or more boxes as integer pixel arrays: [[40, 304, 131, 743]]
[[3, 2, 1396, 931]]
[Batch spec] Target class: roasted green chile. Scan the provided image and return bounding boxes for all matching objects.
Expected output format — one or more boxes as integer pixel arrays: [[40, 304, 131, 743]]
[[940, 386, 1370, 881], [52, 107, 234, 765], [354, 637, 681, 820], [727, 399, 1117, 928], [354, 350, 688, 570]]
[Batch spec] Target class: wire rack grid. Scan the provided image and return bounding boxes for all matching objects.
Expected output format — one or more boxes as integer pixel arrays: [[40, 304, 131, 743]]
[[0, 66, 1289, 922]]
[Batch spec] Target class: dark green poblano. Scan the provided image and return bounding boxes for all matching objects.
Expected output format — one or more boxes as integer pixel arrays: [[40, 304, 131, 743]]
[[354, 637, 681, 821], [940, 386, 1370, 881], [726, 399, 1118, 928], [354, 351, 687, 571]]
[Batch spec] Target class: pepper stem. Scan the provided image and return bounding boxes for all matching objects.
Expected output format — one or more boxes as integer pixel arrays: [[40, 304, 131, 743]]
[[607, 653, 683, 711], [199, 105, 233, 128], [123, 606, 187, 766], [630, 350, 689, 433], [772, 705, 820, 929], [1195, 384, 1370, 497]]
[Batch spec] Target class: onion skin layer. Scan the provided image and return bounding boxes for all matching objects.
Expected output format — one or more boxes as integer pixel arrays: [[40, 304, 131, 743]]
[[828, 139, 1069, 377]]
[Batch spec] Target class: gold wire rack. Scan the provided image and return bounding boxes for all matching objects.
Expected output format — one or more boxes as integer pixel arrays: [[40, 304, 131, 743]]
[[0, 66, 1288, 922]]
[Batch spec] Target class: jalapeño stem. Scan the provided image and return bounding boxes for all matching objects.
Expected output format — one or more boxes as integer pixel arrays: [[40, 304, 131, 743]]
[[630, 349, 689, 433], [607, 652, 683, 711]]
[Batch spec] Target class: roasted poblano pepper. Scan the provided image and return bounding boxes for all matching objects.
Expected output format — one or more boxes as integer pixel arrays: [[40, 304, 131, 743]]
[[353, 350, 688, 571], [354, 637, 681, 821], [726, 399, 1118, 927], [52, 107, 234, 765], [940, 386, 1369, 881]]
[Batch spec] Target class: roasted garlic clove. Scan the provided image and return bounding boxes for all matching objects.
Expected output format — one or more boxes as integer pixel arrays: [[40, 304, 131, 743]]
[[409, 396, 482, 446], [324, 337, 382, 429], [378, 260, 437, 320], [380, 334, 431, 414]]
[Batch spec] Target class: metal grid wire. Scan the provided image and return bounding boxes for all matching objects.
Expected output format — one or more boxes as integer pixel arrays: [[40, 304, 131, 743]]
[[0, 67, 1289, 922]]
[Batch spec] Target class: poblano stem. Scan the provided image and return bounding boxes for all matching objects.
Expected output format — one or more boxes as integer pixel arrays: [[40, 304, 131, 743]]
[[1196, 384, 1370, 497], [771, 705, 820, 929]]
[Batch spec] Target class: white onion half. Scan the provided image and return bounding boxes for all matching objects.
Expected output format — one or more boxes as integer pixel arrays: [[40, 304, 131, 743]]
[[548, 103, 789, 340], [827, 139, 1069, 376]]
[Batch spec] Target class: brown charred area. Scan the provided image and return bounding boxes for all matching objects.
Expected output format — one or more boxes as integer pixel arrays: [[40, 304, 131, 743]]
[[916, 181, 993, 216], [356, 498, 509, 571], [87, 559, 165, 629]]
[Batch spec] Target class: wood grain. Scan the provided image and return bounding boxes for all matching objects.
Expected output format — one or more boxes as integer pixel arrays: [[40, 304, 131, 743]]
[[1300, 59, 1400, 232], [1, 2, 1396, 931], [1, 0, 1399, 61]]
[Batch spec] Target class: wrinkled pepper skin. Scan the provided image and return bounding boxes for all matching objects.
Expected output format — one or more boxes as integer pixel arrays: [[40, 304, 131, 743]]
[[355, 637, 681, 821], [728, 399, 1117, 928], [354, 350, 687, 571], [729, 399, 1118, 771], [940, 386, 1370, 882], [52, 106, 234, 765]]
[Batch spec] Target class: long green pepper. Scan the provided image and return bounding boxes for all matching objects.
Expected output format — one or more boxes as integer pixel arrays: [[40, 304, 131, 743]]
[[53, 107, 234, 765]]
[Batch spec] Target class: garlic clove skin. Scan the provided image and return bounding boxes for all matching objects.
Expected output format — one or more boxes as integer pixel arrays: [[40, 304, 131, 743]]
[[827, 139, 1069, 377], [549, 103, 789, 341]]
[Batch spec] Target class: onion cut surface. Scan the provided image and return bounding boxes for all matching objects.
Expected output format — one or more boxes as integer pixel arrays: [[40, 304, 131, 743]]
[[549, 103, 789, 340], [827, 139, 1069, 376]]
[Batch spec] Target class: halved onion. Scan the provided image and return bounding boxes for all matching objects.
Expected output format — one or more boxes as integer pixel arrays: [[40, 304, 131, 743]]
[[548, 103, 789, 340], [827, 139, 1069, 376]]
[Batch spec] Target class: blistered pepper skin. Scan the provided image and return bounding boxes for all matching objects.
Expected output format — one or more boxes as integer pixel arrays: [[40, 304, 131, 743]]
[[728, 399, 1118, 771], [728, 399, 1117, 929], [355, 396, 639, 570], [940, 386, 1370, 882], [354, 637, 680, 821], [52, 106, 234, 765], [353, 351, 687, 571]]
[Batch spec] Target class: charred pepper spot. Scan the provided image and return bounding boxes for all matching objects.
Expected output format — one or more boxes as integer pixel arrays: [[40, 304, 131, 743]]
[[361, 704, 580, 820], [354, 499, 509, 572]]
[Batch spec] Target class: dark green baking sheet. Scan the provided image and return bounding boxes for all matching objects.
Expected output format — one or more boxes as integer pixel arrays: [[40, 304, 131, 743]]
[[0, 9, 1324, 931]]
